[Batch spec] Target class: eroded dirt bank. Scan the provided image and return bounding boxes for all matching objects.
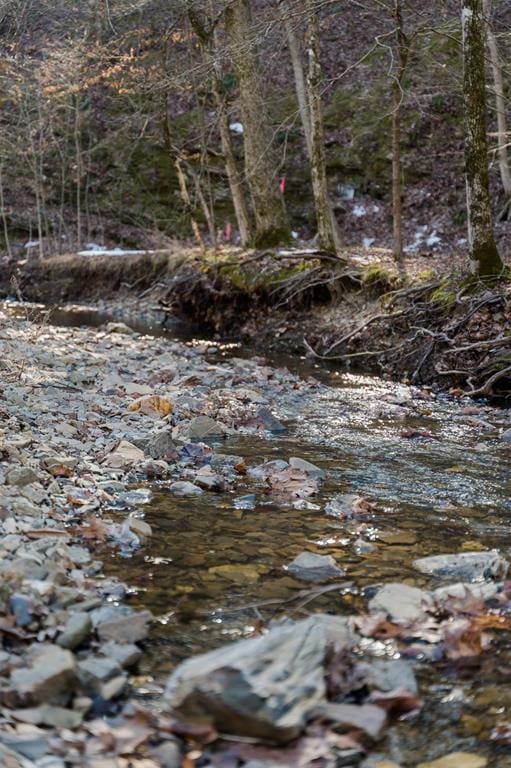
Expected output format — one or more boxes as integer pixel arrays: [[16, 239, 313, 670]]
[[3, 247, 510, 398]]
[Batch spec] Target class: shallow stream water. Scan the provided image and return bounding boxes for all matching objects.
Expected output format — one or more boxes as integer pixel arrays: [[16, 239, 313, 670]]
[[8, 300, 511, 766]]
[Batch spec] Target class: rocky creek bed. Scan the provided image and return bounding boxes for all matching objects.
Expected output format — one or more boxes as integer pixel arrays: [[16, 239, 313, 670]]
[[0, 303, 511, 768]]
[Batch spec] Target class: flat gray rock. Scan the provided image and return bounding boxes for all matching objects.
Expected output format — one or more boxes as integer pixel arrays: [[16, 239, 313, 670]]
[[57, 612, 92, 650], [289, 457, 324, 480], [314, 701, 387, 742], [501, 428, 511, 443], [286, 551, 344, 583], [78, 656, 122, 693], [369, 582, 433, 623], [168, 481, 204, 497], [5, 466, 39, 486], [359, 658, 418, 694], [96, 609, 152, 643], [145, 430, 177, 460], [413, 551, 508, 582], [188, 416, 228, 441], [165, 616, 341, 743], [8, 645, 77, 706]]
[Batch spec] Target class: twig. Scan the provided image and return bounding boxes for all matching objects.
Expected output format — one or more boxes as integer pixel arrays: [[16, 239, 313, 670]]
[[448, 336, 511, 353], [466, 364, 511, 396], [411, 339, 434, 381], [306, 310, 405, 359]]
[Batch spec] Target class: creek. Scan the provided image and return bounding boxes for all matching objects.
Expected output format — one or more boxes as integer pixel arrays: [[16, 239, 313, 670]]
[[6, 299, 511, 766]]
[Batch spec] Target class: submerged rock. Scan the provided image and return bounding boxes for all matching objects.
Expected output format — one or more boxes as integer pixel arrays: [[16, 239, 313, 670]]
[[413, 551, 508, 582], [289, 457, 325, 480], [369, 583, 433, 622], [168, 480, 204, 496], [255, 406, 286, 433], [105, 321, 135, 335], [95, 609, 152, 643], [165, 616, 347, 743], [286, 551, 344, 583], [416, 753, 487, 768]]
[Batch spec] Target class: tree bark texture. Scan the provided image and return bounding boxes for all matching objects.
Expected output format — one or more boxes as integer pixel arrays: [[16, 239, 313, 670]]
[[391, 0, 409, 262], [225, 0, 290, 247], [482, 0, 511, 199], [305, 0, 342, 253], [281, 1, 311, 155]]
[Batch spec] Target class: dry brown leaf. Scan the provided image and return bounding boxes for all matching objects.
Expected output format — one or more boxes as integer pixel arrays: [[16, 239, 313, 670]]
[[443, 618, 487, 660], [170, 719, 218, 744], [472, 613, 511, 631], [72, 516, 112, 542], [351, 614, 402, 639], [49, 464, 74, 477], [369, 688, 423, 716], [352, 497, 377, 516], [127, 395, 172, 417]]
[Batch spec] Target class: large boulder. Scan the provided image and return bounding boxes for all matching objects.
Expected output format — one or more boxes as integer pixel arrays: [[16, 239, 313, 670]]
[[165, 616, 352, 743]]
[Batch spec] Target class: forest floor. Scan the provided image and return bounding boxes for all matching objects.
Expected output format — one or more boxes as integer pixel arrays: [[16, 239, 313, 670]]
[[2, 244, 511, 399]]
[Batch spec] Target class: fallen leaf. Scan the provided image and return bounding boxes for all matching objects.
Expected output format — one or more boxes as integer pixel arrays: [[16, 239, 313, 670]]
[[49, 464, 74, 477], [472, 614, 511, 631], [443, 619, 488, 660], [325, 494, 376, 519], [369, 688, 423, 717], [400, 429, 437, 440], [169, 719, 217, 744], [127, 395, 172, 417], [72, 516, 112, 542], [351, 614, 402, 639]]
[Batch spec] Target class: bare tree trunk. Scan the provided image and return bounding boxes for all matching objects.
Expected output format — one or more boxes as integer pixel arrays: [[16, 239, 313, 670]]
[[188, 2, 254, 246], [392, 91, 403, 260], [482, 0, 511, 205], [191, 167, 217, 247], [213, 83, 253, 245], [0, 165, 12, 262], [209, 22, 253, 245], [73, 96, 82, 250], [281, 1, 311, 154], [175, 156, 205, 255], [462, 0, 503, 276], [225, 0, 290, 247], [305, 0, 341, 253], [391, 0, 409, 262]]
